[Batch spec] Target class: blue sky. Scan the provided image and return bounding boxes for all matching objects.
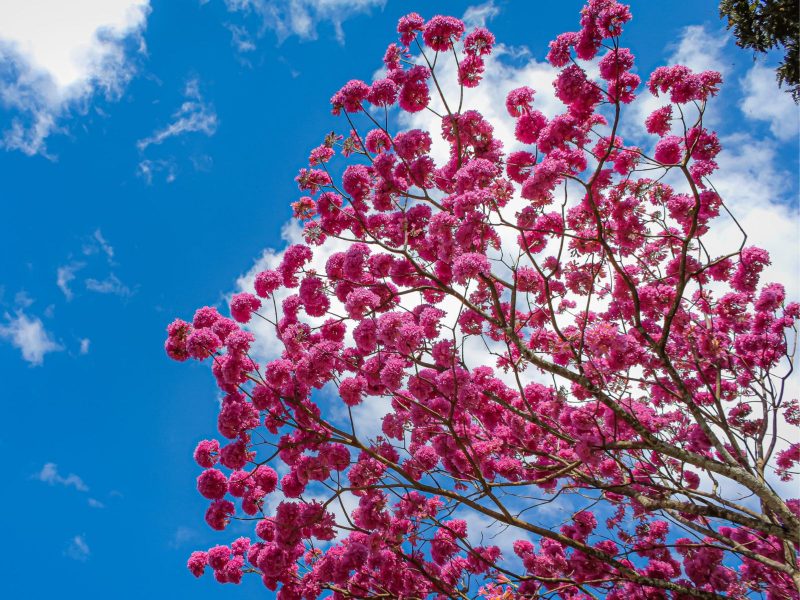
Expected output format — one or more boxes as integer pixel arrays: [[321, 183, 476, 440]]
[[0, 1, 797, 598]]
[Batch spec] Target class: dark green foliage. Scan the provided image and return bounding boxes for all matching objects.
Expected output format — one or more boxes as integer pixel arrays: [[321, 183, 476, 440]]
[[720, 0, 800, 101]]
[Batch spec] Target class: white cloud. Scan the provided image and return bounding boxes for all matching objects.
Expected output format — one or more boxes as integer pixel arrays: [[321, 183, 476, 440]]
[[168, 526, 197, 548], [81, 228, 115, 261], [13, 290, 34, 308], [85, 273, 132, 297], [702, 133, 800, 300], [219, 0, 385, 45], [64, 534, 90, 561], [740, 63, 799, 141], [34, 462, 89, 492], [0, 0, 151, 155], [136, 79, 217, 182], [667, 25, 729, 75], [136, 78, 218, 151], [0, 310, 61, 365], [137, 157, 177, 184], [93, 229, 115, 262], [79, 338, 91, 354], [87, 497, 105, 508], [225, 23, 257, 53], [462, 1, 500, 28], [57, 262, 84, 300]]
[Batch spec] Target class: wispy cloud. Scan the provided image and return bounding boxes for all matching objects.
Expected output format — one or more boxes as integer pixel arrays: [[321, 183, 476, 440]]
[[79, 338, 91, 355], [82, 229, 115, 262], [168, 526, 198, 549], [33, 463, 89, 492], [136, 79, 218, 152], [56, 262, 84, 300], [0, 310, 61, 365], [225, 23, 256, 53], [218, 0, 384, 47], [740, 62, 799, 141], [667, 25, 729, 75], [85, 273, 132, 297], [0, 1, 151, 156], [93, 229, 114, 262], [34, 463, 110, 509], [463, 1, 500, 27], [13, 290, 34, 308], [137, 158, 176, 184], [136, 78, 217, 183], [64, 534, 90, 561]]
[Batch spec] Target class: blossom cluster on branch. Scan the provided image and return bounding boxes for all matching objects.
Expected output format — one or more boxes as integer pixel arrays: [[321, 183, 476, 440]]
[[166, 1, 800, 598]]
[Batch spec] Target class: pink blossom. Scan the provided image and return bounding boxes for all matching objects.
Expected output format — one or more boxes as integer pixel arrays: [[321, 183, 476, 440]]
[[367, 78, 398, 106], [342, 164, 372, 202], [399, 80, 430, 113], [194, 439, 220, 468], [514, 110, 547, 144], [648, 65, 722, 103], [505, 151, 536, 184], [253, 465, 279, 493], [331, 80, 369, 115], [505, 86, 535, 117], [227, 470, 249, 497], [422, 15, 464, 51], [280, 471, 305, 497], [452, 253, 491, 283], [344, 288, 380, 318], [308, 145, 334, 165], [185, 329, 221, 360], [197, 468, 228, 500], [547, 32, 578, 67], [187, 551, 207, 577], [732, 246, 771, 293], [364, 129, 391, 154], [298, 276, 330, 317], [220, 439, 252, 470], [230, 293, 261, 323], [165, 318, 192, 361], [256, 518, 276, 541], [458, 54, 485, 88], [339, 376, 365, 406], [205, 499, 234, 531], [755, 283, 785, 312], [464, 27, 494, 57], [295, 168, 331, 193], [211, 317, 238, 343], [207, 545, 231, 570], [393, 129, 432, 160], [397, 13, 424, 46], [598, 47, 634, 80], [654, 135, 683, 164], [645, 105, 673, 136], [383, 43, 402, 69], [193, 306, 221, 329], [254, 270, 282, 298], [225, 329, 254, 354]]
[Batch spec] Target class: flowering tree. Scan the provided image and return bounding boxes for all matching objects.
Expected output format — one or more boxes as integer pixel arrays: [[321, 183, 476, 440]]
[[166, 1, 800, 598]]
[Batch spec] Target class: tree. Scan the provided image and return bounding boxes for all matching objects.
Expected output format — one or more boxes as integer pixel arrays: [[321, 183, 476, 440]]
[[719, 0, 800, 101], [166, 1, 800, 597]]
